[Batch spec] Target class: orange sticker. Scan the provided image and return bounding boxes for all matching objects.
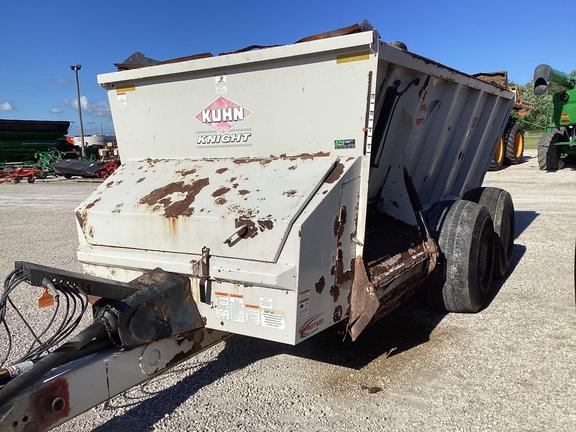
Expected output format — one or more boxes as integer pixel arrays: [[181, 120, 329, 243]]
[[38, 289, 54, 309]]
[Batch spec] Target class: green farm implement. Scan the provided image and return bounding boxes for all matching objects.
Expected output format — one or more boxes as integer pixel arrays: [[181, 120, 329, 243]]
[[533, 65, 576, 170]]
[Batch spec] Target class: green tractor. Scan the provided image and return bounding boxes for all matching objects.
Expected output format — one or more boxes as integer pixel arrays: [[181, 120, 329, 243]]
[[533, 64, 576, 170]]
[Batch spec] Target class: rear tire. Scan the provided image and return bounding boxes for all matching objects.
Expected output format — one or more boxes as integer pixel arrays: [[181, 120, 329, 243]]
[[538, 130, 565, 171], [505, 122, 524, 165], [425, 200, 495, 312], [489, 137, 505, 171], [463, 187, 514, 278]]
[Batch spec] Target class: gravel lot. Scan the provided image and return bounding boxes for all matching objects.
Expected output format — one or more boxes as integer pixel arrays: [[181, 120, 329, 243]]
[[1, 149, 575, 431]]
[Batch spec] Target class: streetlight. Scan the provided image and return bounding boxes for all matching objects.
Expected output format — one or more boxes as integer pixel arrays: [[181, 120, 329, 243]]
[[70, 64, 86, 158]]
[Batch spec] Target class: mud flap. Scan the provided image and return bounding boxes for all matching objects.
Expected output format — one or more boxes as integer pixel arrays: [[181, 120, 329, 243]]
[[347, 256, 380, 341]]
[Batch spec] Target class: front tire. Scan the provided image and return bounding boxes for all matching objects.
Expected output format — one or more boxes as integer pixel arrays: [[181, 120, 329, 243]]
[[538, 130, 565, 171], [425, 200, 495, 312]]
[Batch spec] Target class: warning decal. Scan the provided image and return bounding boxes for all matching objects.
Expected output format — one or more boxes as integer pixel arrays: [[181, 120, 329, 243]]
[[215, 291, 230, 320], [261, 309, 285, 330]]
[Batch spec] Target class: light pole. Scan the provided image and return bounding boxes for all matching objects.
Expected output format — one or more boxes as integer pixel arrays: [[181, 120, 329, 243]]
[[70, 64, 86, 158]]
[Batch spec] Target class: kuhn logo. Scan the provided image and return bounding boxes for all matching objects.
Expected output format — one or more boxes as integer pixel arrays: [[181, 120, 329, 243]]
[[196, 96, 252, 133], [299, 313, 325, 338]]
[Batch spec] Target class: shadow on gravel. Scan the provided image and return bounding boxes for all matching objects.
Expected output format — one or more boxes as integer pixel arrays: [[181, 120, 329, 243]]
[[515, 210, 539, 239], [92, 215, 535, 431], [92, 335, 287, 431], [482, 243, 527, 310], [93, 298, 447, 431], [288, 297, 446, 368]]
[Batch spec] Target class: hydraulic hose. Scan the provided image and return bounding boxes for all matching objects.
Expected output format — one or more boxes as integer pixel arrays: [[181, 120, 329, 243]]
[[0, 321, 106, 407]]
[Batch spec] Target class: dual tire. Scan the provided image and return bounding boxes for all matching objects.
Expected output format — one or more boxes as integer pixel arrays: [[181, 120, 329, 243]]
[[425, 187, 514, 312], [505, 122, 524, 165], [490, 121, 524, 170]]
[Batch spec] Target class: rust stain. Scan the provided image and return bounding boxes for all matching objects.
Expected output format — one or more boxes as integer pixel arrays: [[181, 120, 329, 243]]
[[168, 217, 178, 234], [238, 189, 250, 195], [330, 255, 355, 302], [85, 198, 101, 210], [29, 377, 71, 431], [233, 157, 273, 166], [215, 197, 227, 205], [257, 219, 274, 231], [284, 190, 297, 197], [75, 211, 85, 230], [235, 217, 257, 239], [333, 206, 347, 238], [212, 187, 230, 197], [176, 168, 198, 176], [350, 198, 359, 243], [333, 304, 343, 322], [288, 165, 297, 170], [315, 276, 326, 294], [234, 216, 274, 239], [287, 151, 330, 161], [329, 206, 355, 302], [139, 178, 210, 218], [136, 177, 146, 183], [325, 163, 344, 184], [216, 167, 228, 174], [76, 198, 101, 232]]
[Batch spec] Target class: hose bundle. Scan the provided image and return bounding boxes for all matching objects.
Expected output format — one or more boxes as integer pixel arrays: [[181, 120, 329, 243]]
[[0, 268, 89, 369]]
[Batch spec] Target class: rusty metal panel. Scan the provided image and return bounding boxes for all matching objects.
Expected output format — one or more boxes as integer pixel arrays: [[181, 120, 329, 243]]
[[76, 155, 338, 263]]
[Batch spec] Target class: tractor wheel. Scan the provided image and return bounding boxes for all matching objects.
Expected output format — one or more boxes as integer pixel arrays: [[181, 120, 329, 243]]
[[27, 176, 35, 183], [13, 177, 21, 183], [463, 187, 514, 278], [424, 199, 495, 312], [505, 122, 524, 165], [538, 130, 565, 171], [489, 137, 505, 171]]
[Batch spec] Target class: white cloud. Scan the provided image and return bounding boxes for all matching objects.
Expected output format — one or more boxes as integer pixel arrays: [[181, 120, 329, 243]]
[[64, 96, 111, 118], [50, 107, 64, 114], [0, 102, 14, 111], [50, 77, 71, 85]]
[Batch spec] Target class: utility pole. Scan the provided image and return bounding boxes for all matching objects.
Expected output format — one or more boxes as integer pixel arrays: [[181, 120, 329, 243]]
[[70, 65, 86, 158]]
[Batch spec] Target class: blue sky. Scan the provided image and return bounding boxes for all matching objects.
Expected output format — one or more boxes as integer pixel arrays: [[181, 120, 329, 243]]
[[1, 0, 573, 136]]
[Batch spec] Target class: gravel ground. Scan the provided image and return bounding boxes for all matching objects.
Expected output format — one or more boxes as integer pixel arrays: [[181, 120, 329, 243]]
[[1, 149, 576, 431]]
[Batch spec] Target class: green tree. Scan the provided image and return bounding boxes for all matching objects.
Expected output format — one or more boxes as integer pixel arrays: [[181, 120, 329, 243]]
[[514, 81, 551, 132]]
